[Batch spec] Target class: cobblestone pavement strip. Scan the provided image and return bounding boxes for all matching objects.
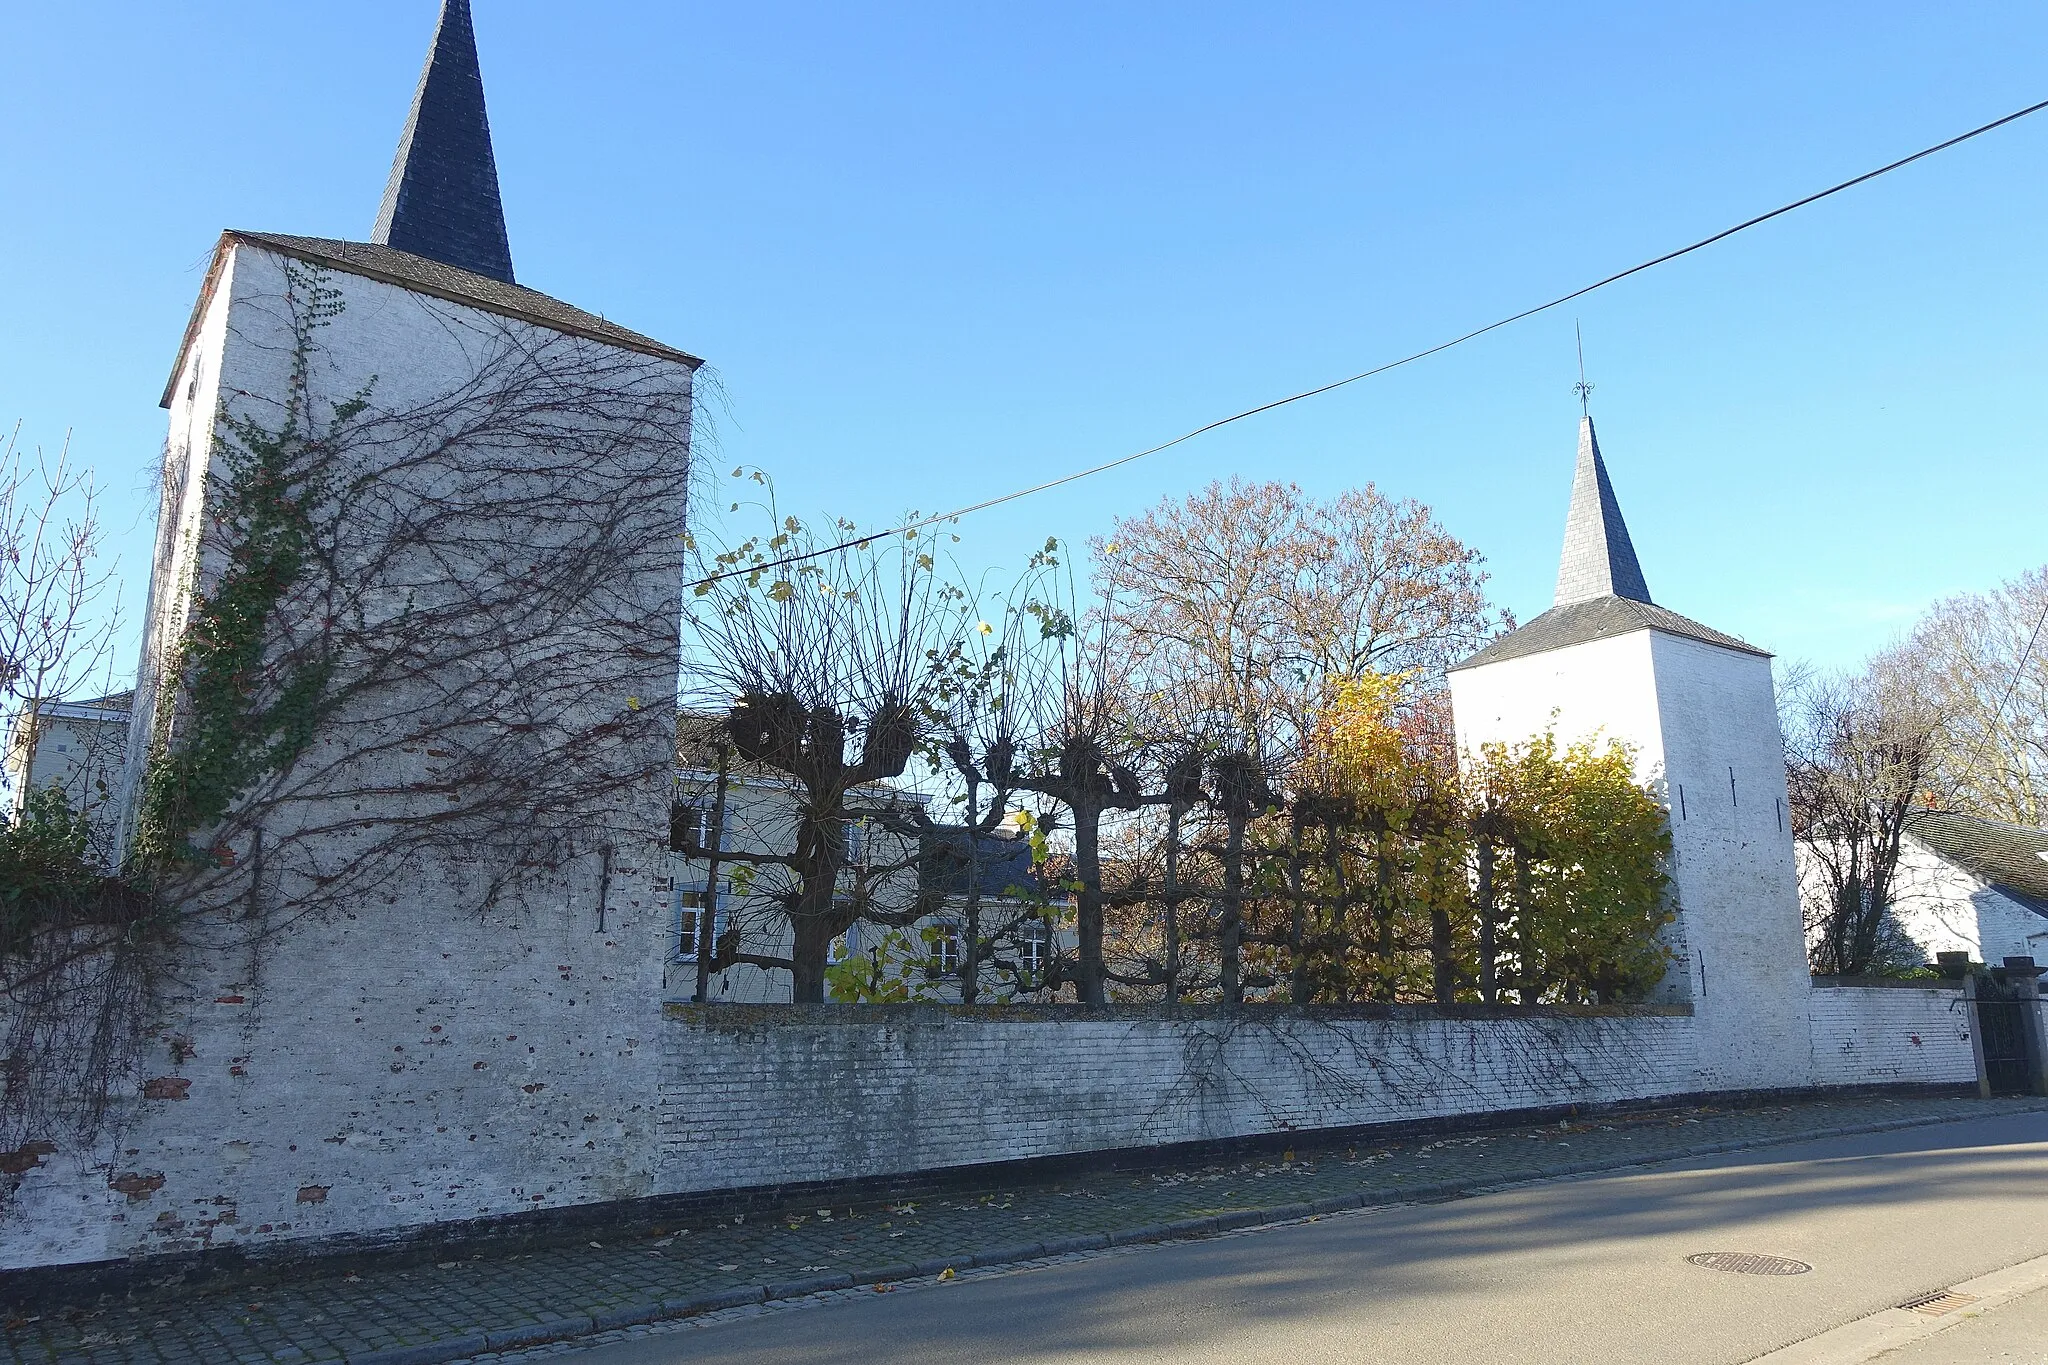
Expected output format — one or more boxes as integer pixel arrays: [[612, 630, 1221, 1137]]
[[6, 1094, 2044, 1365]]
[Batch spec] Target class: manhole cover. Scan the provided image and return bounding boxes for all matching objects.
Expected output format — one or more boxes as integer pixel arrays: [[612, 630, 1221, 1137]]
[[1686, 1252, 1812, 1276]]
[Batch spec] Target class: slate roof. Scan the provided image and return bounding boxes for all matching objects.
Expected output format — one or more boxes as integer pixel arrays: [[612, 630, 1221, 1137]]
[[1450, 594, 1768, 672], [371, 0, 515, 284], [1555, 415, 1651, 607], [160, 231, 699, 407], [1451, 413, 1768, 672], [919, 827, 1042, 900], [1904, 809, 2048, 917]]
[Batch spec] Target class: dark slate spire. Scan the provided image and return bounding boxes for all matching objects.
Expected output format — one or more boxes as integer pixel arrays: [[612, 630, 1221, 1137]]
[[1553, 415, 1652, 607], [371, 0, 515, 284]]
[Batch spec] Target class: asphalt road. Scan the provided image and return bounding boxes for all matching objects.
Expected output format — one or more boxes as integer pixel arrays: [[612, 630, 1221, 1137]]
[[545, 1111, 2048, 1365]]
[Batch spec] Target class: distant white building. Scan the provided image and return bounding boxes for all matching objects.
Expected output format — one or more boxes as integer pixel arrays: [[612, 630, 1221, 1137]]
[[1885, 809, 2048, 967], [3, 690, 131, 865]]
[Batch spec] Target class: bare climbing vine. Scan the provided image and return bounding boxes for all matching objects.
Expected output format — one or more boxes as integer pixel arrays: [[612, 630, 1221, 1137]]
[[2, 263, 694, 1185]]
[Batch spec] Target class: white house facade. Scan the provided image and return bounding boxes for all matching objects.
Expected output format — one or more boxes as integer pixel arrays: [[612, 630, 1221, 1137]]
[[1887, 809, 2048, 967]]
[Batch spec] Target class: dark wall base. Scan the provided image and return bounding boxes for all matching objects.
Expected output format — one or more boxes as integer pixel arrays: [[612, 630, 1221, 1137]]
[[0, 1080, 1977, 1312]]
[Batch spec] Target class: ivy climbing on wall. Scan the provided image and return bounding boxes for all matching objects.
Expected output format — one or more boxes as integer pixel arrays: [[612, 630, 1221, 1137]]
[[131, 266, 359, 870]]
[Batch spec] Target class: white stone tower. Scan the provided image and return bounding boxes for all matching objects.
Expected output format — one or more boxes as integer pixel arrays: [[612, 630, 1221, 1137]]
[[4, 2, 700, 1271], [1448, 415, 1811, 1091]]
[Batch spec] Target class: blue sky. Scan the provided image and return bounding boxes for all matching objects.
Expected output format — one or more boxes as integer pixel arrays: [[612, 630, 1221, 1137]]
[[3, 2, 2044, 679]]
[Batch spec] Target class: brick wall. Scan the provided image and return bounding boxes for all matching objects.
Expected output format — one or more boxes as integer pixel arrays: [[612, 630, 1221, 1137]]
[[7, 986, 1989, 1271], [1807, 984, 1977, 1087], [657, 1006, 1705, 1193]]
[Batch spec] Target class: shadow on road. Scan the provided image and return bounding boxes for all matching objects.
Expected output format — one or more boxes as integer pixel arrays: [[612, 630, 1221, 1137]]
[[632, 1112, 2048, 1365]]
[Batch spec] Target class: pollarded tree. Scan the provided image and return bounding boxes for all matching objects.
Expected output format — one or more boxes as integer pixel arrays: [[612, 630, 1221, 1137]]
[[680, 483, 973, 1002]]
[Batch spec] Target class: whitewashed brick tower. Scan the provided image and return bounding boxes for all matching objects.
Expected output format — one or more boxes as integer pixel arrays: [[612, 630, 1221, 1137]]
[[1448, 416, 1811, 1091], [3, 3, 700, 1272]]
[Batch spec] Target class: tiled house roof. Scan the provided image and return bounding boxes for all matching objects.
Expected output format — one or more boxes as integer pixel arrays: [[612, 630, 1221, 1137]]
[[1905, 809, 2048, 917]]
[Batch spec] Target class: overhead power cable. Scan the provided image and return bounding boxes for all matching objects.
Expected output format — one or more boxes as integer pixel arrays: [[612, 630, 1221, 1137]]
[[692, 94, 2048, 589]]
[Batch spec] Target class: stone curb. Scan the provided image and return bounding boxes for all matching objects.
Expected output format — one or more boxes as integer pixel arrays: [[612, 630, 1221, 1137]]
[[338, 1107, 2033, 1365]]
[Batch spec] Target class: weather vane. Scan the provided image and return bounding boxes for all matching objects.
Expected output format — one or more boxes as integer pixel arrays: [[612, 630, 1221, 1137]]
[[1573, 320, 1594, 416]]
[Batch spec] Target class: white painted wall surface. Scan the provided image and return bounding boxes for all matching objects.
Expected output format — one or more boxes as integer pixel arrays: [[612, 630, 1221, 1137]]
[[1646, 631, 1811, 1089], [1, 241, 693, 1271], [1807, 986, 1976, 1087], [660, 1009, 1705, 1194], [1886, 836, 2048, 966]]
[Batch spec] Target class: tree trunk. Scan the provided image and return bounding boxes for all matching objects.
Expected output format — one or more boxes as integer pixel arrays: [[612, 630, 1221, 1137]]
[[790, 911, 836, 1003], [1287, 810, 1309, 1004], [1373, 848, 1395, 1002], [695, 745, 732, 1003], [1163, 803, 1184, 1004], [1430, 873, 1455, 1008], [1073, 799, 1108, 1005], [1475, 835, 1497, 1006], [1511, 845, 1536, 1004], [788, 811, 845, 1005], [1220, 808, 1246, 1005], [959, 778, 982, 1006]]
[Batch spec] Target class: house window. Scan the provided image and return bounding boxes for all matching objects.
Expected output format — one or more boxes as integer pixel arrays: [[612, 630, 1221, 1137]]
[[1018, 920, 1051, 973], [671, 802, 721, 854], [674, 886, 721, 961], [932, 921, 962, 975], [844, 817, 868, 868]]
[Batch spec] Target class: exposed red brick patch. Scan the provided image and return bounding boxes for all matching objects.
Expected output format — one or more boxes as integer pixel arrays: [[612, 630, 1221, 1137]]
[[143, 1077, 191, 1101], [109, 1172, 165, 1200], [0, 1141, 57, 1175], [296, 1185, 329, 1205], [214, 995, 246, 1005]]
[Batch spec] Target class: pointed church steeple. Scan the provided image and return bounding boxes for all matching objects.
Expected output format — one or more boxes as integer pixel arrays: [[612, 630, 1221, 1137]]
[[1553, 415, 1651, 607], [371, 0, 516, 284]]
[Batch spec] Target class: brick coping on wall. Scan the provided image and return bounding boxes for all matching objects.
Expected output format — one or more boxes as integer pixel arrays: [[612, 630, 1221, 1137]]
[[0, 1080, 1968, 1312], [662, 1000, 1698, 1026]]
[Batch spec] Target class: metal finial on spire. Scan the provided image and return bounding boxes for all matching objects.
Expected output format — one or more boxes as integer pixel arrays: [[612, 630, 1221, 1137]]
[[1572, 320, 1594, 417], [371, 0, 516, 284]]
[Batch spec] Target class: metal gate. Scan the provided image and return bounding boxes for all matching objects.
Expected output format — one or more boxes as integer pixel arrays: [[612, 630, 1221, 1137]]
[[1974, 983, 2036, 1096]]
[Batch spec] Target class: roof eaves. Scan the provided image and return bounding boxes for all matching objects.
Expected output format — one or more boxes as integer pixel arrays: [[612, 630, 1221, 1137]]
[[163, 230, 702, 406], [234, 232, 702, 369], [159, 232, 238, 409]]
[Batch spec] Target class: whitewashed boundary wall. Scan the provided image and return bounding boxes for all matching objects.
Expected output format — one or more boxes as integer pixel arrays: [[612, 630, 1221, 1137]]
[[657, 1006, 1702, 1195], [4, 986, 1985, 1271], [1808, 983, 1977, 1088], [656, 994, 1979, 1198]]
